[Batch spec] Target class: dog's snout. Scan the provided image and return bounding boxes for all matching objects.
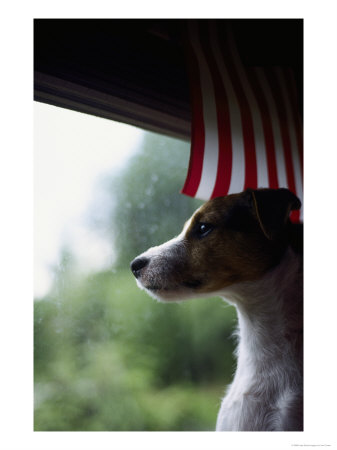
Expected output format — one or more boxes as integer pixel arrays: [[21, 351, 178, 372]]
[[130, 256, 149, 278]]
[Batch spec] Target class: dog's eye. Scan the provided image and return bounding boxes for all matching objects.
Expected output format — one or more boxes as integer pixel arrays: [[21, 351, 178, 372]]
[[196, 223, 213, 238]]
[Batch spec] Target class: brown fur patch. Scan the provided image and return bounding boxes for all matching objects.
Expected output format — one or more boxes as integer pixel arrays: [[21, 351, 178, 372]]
[[131, 189, 302, 300], [181, 191, 291, 293]]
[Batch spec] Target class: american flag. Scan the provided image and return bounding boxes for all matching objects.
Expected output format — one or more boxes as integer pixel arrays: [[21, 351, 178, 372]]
[[181, 21, 303, 222]]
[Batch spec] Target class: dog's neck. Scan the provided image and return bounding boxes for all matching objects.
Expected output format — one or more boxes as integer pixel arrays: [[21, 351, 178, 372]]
[[221, 247, 303, 386]]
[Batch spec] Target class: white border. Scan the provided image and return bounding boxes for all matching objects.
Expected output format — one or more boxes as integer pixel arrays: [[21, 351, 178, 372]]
[[1, 1, 337, 449]]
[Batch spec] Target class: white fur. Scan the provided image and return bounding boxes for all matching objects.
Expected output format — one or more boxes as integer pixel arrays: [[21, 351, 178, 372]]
[[216, 247, 303, 431]]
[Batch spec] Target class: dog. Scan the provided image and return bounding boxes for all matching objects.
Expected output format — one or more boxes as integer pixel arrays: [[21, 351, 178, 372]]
[[130, 188, 303, 431]]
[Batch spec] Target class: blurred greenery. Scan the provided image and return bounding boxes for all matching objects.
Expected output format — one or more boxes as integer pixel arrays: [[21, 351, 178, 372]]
[[34, 131, 237, 431], [102, 132, 204, 267]]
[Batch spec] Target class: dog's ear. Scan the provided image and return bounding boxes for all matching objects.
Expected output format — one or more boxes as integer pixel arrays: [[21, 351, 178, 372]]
[[246, 188, 301, 240]]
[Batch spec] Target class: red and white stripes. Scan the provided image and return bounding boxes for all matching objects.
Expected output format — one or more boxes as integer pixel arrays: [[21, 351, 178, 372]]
[[182, 21, 303, 222]]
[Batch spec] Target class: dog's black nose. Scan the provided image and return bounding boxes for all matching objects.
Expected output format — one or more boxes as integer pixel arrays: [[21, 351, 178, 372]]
[[130, 257, 149, 278]]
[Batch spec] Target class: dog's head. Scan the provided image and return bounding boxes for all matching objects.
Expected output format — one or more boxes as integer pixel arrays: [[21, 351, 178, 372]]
[[130, 188, 301, 301]]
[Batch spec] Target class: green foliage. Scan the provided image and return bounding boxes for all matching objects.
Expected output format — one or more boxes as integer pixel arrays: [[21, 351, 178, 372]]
[[34, 269, 237, 431], [34, 130, 237, 431]]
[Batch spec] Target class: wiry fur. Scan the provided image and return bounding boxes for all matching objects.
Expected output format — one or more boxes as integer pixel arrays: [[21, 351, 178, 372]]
[[130, 188, 303, 431], [216, 248, 303, 431]]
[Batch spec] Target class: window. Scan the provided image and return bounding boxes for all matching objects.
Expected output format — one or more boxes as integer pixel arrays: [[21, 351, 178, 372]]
[[34, 102, 236, 431]]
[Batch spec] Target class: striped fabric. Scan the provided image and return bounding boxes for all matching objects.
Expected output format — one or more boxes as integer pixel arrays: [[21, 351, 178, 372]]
[[181, 21, 303, 222]]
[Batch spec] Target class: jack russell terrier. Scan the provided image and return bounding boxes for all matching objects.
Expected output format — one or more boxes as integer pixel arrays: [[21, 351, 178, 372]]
[[130, 188, 303, 431]]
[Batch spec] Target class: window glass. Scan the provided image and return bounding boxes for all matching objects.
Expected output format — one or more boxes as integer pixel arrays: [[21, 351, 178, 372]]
[[34, 102, 236, 431]]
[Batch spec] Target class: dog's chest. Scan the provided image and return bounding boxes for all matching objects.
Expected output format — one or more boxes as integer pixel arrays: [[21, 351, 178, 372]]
[[216, 372, 298, 431], [216, 252, 303, 431]]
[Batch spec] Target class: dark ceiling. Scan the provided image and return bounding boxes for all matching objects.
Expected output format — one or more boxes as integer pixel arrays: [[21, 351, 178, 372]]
[[34, 19, 303, 140]]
